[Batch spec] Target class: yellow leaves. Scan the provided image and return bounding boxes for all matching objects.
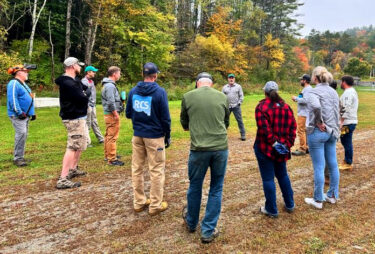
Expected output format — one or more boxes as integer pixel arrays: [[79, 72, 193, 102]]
[[263, 33, 285, 69]]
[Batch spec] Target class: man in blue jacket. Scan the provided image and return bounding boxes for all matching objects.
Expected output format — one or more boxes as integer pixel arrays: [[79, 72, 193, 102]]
[[126, 62, 171, 216], [7, 64, 36, 167]]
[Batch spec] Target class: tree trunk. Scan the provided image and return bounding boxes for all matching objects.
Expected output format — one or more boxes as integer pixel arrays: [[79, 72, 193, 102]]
[[48, 11, 55, 82], [65, 0, 73, 59], [28, 0, 47, 60], [85, 3, 101, 65]]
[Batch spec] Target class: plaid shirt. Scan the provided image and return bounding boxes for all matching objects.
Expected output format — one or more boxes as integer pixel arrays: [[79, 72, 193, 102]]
[[254, 98, 297, 162]]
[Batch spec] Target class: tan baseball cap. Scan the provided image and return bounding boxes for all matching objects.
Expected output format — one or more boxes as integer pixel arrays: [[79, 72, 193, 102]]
[[63, 57, 85, 67]]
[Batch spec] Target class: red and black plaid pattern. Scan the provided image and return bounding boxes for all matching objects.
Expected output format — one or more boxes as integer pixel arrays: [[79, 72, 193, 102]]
[[255, 98, 297, 162]]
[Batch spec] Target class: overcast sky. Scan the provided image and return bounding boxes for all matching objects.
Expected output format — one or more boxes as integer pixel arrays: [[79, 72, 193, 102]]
[[296, 0, 375, 36]]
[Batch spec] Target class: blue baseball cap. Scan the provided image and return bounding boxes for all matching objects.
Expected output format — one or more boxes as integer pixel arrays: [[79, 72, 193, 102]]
[[85, 66, 98, 72], [143, 62, 160, 75]]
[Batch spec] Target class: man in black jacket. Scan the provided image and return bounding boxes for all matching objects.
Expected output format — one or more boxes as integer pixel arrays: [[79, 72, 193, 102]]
[[55, 57, 90, 189]]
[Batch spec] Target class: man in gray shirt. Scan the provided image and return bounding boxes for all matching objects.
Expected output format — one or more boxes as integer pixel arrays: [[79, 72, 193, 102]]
[[222, 73, 246, 141], [82, 66, 104, 146], [292, 74, 313, 156]]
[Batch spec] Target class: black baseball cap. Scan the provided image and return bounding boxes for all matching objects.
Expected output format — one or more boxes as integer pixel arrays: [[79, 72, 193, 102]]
[[196, 72, 213, 82], [299, 74, 311, 82], [143, 62, 160, 75]]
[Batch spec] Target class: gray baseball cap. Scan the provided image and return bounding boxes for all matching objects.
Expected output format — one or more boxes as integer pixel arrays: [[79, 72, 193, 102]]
[[263, 81, 278, 93], [63, 57, 85, 67]]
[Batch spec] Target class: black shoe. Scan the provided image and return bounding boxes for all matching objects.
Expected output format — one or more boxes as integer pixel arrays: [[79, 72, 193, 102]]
[[306, 148, 309, 154], [201, 228, 219, 244], [104, 155, 122, 161], [99, 140, 104, 144], [241, 137, 246, 141], [182, 206, 196, 233], [108, 159, 124, 166], [285, 205, 295, 214]]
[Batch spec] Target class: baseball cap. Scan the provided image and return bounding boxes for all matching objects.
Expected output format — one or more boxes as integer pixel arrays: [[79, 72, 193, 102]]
[[263, 81, 279, 93], [85, 66, 98, 72], [63, 57, 85, 67], [196, 72, 213, 82], [299, 74, 311, 82], [143, 62, 160, 75], [228, 73, 235, 78], [7, 64, 37, 75]]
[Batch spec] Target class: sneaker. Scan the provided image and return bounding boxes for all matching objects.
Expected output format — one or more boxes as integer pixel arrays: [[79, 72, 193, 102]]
[[285, 205, 295, 214], [56, 177, 81, 189], [149, 201, 168, 216], [13, 158, 28, 167], [201, 228, 219, 244], [134, 199, 151, 212], [99, 140, 104, 144], [324, 194, 337, 204], [339, 162, 353, 171], [292, 150, 306, 156], [108, 159, 124, 166], [67, 167, 87, 179], [104, 155, 122, 161], [260, 206, 278, 218], [241, 136, 246, 141], [182, 206, 196, 233], [304, 197, 323, 209]]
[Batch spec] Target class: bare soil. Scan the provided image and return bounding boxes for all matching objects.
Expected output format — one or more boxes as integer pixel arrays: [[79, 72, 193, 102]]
[[1, 130, 375, 253]]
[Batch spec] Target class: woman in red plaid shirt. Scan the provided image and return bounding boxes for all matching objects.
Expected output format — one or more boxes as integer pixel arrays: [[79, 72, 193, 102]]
[[254, 81, 297, 218]]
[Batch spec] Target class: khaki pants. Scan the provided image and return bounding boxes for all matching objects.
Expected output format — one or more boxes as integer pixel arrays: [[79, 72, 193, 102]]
[[131, 136, 165, 212], [104, 114, 120, 161], [297, 116, 308, 152]]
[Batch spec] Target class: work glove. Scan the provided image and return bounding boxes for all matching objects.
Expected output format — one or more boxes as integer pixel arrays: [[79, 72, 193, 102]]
[[31, 115, 36, 121], [165, 137, 171, 149], [18, 112, 27, 120], [273, 141, 289, 155]]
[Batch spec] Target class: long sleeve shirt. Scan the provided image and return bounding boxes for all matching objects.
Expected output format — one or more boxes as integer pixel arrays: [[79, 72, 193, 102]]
[[222, 83, 244, 108], [306, 83, 340, 139], [295, 85, 313, 117], [340, 87, 358, 125], [254, 98, 296, 162]]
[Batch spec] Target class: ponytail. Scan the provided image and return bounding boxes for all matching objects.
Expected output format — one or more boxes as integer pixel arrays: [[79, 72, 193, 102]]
[[266, 90, 284, 103]]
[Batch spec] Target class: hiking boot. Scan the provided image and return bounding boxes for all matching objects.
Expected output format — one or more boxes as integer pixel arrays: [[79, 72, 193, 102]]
[[56, 177, 81, 189], [324, 194, 337, 204], [182, 205, 196, 233], [339, 162, 353, 171], [67, 167, 87, 179], [292, 150, 306, 156], [104, 155, 122, 161], [201, 228, 219, 244], [260, 206, 278, 218], [149, 201, 168, 216], [134, 199, 151, 212], [14, 159, 27, 167], [304, 197, 323, 209], [108, 159, 124, 166]]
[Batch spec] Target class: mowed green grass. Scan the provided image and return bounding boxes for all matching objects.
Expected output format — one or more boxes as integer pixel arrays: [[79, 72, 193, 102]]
[[0, 89, 374, 187]]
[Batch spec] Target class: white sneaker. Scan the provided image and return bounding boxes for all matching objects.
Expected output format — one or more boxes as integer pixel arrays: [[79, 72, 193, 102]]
[[324, 194, 337, 204], [304, 197, 323, 209]]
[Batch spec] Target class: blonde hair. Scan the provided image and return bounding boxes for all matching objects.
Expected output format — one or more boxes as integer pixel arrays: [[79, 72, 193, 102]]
[[311, 66, 333, 84]]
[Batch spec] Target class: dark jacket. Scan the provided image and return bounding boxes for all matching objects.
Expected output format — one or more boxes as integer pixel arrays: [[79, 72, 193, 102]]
[[126, 81, 171, 139], [55, 75, 90, 120]]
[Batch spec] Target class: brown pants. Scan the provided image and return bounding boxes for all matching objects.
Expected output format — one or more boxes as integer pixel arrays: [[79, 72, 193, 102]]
[[104, 114, 120, 162], [297, 116, 308, 152], [131, 136, 165, 213]]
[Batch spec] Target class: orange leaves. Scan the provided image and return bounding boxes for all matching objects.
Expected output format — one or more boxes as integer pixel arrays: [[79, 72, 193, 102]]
[[293, 46, 310, 72]]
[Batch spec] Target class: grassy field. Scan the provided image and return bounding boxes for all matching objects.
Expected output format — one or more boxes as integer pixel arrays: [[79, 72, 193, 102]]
[[0, 89, 374, 253]]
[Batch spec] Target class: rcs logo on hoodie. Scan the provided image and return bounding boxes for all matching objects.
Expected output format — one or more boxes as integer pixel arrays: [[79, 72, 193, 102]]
[[132, 94, 152, 116]]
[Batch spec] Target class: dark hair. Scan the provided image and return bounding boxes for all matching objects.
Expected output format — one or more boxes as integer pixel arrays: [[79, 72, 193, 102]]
[[266, 90, 284, 103], [329, 80, 337, 90], [107, 66, 121, 77], [341, 75, 354, 86]]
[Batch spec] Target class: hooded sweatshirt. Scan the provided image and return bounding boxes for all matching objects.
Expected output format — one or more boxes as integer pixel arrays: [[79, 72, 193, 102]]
[[55, 75, 89, 120], [126, 81, 171, 139], [101, 78, 123, 114]]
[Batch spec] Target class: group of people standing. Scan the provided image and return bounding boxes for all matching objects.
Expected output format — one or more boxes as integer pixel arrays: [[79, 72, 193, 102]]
[[6, 60, 358, 243]]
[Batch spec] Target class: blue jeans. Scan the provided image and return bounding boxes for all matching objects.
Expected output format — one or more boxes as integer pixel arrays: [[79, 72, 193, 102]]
[[307, 128, 340, 201], [254, 144, 294, 216], [186, 150, 228, 238], [229, 106, 246, 137], [340, 124, 356, 165]]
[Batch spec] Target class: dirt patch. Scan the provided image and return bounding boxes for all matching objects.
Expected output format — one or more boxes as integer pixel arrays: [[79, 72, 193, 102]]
[[1, 130, 375, 253]]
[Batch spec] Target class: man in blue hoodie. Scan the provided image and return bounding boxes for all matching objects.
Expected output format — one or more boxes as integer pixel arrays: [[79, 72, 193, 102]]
[[126, 62, 171, 216], [7, 64, 36, 167]]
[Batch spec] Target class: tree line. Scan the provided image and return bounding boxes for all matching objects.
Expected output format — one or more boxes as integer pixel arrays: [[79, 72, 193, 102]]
[[0, 0, 374, 92]]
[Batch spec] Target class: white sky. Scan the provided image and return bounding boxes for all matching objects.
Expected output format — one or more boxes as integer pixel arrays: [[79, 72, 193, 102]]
[[296, 0, 375, 36]]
